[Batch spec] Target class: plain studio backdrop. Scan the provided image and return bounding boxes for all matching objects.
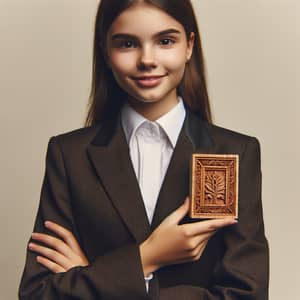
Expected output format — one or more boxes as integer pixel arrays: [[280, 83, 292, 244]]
[[0, 0, 298, 299]]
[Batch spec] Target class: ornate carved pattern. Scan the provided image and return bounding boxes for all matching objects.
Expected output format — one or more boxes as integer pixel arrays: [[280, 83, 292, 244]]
[[204, 170, 226, 205], [190, 154, 239, 219]]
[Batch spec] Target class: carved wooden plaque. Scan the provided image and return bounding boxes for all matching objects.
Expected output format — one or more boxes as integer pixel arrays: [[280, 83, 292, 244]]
[[190, 154, 239, 219]]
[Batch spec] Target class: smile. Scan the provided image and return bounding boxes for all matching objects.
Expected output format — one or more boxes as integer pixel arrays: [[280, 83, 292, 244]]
[[132, 75, 166, 88]]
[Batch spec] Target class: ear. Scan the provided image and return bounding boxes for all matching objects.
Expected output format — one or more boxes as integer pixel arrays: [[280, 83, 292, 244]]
[[186, 32, 195, 62]]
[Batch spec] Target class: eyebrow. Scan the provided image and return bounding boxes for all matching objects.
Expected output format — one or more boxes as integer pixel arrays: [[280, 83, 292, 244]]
[[111, 28, 181, 40]]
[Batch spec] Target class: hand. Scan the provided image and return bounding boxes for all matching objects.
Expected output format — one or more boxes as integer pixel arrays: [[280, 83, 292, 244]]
[[139, 197, 237, 276], [28, 221, 89, 273]]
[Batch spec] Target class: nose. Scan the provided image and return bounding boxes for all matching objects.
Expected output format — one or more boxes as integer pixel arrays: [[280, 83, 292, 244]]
[[137, 46, 157, 69]]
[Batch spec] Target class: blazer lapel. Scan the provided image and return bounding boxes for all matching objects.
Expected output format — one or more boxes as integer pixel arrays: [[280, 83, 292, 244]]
[[86, 109, 216, 240], [150, 110, 216, 230], [87, 116, 151, 243]]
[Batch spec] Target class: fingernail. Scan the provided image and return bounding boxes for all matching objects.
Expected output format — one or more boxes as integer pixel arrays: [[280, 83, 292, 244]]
[[45, 221, 51, 227], [28, 243, 34, 249]]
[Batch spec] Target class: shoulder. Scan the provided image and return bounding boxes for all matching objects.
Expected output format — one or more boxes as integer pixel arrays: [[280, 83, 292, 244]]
[[207, 122, 261, 158], [48, 123, 103, 150], [209, 122, 259, 143]]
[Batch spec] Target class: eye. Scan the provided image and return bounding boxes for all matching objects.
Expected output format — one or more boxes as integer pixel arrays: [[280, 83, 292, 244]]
[[118, 40, 136, 49], [159, 38, 176, 46]]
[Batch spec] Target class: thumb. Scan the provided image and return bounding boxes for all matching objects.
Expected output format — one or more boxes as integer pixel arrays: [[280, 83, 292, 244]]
[[166, 197, 190, 225]]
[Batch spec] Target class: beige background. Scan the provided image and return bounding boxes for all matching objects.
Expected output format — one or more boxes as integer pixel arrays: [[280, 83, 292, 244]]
[[0, 0, 298, 299]]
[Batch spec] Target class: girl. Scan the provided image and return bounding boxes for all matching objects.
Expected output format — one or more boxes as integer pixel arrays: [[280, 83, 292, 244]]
[[19, 0, 269, 299]]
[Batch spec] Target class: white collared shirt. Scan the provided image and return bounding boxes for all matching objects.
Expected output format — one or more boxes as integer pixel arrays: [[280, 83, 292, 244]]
[[121, 96, 186, 292]]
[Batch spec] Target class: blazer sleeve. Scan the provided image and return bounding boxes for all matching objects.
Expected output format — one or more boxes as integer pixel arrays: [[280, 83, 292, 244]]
[[18, 136, 151, 300], [153, 137, 269, 300]]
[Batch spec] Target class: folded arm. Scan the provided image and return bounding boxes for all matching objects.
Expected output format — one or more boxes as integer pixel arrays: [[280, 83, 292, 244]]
[[18, 136, 150, 300]]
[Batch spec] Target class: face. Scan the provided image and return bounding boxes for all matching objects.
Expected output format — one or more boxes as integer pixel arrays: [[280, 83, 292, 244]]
[[106, 2, 194, 110]]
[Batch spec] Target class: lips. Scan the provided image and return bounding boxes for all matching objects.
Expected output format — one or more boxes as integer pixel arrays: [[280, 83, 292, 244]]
[[132, 74, 166, 88]]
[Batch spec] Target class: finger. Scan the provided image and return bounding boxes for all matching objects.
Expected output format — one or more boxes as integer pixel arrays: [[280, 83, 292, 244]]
[[183, 230, 214, 252], [192, 239, 208, 260], [187, 218, 237, 236], [166, 197, 189, 225], [31, 232, 75, 260], [187, 231, 216, 252], [191, 230, 215, 246], [28, 242, 71, 270], [36, 255, 66, 273], [167, 239, 208, 266], [44, 221, 83, 255]]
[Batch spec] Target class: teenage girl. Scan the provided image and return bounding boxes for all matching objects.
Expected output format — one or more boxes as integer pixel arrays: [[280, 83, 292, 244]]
[[19, 0, 269, 299]]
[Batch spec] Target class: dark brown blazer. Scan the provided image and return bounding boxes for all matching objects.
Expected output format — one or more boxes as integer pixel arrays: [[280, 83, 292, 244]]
[[19, 108, 269, 300]]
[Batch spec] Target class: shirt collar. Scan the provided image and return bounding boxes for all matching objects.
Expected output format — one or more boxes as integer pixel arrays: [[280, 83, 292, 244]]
[[121, 96, 186, 148]]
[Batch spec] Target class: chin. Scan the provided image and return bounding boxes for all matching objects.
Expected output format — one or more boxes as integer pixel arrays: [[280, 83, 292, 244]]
[[129, 92, 162, 104], [136, 97, 161, 104]]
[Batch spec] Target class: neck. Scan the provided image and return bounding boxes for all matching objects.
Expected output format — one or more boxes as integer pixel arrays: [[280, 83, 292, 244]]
[[126, 92, 179, 121]]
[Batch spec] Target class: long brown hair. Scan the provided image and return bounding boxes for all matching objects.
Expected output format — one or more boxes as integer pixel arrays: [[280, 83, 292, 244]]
[[85, 0, 212, 126]]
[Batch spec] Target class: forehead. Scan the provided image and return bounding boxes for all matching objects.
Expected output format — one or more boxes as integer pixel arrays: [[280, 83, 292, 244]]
[[108, 3, 185, 37]]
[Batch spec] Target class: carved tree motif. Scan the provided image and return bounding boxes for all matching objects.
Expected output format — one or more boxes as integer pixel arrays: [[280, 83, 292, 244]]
[[191, 154, 238, 218], [204, 171, 226, 205]]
